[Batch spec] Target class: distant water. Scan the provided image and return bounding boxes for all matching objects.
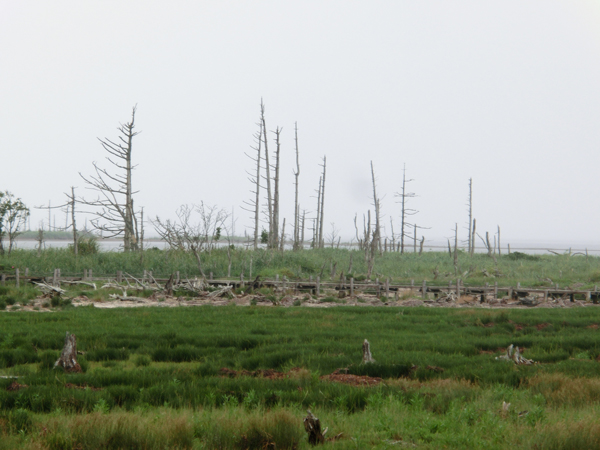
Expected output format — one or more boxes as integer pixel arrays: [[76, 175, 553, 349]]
[[11, 238, 600, 255]]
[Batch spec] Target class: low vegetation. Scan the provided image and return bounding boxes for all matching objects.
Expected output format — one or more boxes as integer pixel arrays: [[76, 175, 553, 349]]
[[0, 302, 600, 448]]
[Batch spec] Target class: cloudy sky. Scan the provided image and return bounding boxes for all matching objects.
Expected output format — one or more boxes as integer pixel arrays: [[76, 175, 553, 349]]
[[2, 1, 600, 249]]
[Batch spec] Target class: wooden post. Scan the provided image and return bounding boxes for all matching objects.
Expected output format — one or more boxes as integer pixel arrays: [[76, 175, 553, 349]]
[[209, 272, 213, 281], [282, 276, 287, 292], [350, 277, 354, 297], [15, 268, 19, 288], [117, 271, 123, 283], [508, 286, 513, 299], [385, 278, 390, 297], [57, 268, 61, 286], [143, 270, 147, 283], [422, 280, 427, 300], [456, 279, 460, 298], [148, 270, 153, 280], [544, 290, 549, 302], [53, 269, 58, 286], [555, 283, 559, 290], [494, 282, 498, 299], [586, 291, 591, 301], [25, 268, 29, 277], [240, 273, 244, 287], [517, 282, 521, 289], [316, 276, 320, 296], [395, 289, 399, 301], [176, 271, 180, 284], [376, 278, 380, 297], [1, 274, 5, 286], [411, 279, 414, 288]]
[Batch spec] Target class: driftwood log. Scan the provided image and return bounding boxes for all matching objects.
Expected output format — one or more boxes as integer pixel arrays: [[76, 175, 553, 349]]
[[54, 332, 82, 373], [496, 344, 534, 365], [303, 409, 327, 445], [362, 339, 375, 364]]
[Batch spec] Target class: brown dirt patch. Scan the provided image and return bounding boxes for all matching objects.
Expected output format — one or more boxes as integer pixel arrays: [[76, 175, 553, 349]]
[[536, 323, 551, 330], [588, 324, 599, 330], [219, 367, 306, 380], [320, 372, 383, 387]]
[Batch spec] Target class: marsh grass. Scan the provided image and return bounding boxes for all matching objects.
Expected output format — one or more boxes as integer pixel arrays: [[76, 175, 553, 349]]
[[3, 247, 600, 288]]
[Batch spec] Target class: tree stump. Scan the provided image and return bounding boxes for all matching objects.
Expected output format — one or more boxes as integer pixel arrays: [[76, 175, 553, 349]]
[[303, 409, 327, 445], [54, 332, 82, 373], [362, 339, 375, 364]]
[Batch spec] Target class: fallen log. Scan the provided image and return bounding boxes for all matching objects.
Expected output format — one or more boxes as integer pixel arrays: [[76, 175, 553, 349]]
[[207, 285, 233, 298], [33, 281, 66, 296], [496, 344, 534, 365]]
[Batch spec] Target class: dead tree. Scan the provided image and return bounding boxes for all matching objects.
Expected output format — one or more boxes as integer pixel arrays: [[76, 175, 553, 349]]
[[467, 178, 473, 255], [36, 187, 79, 256], [318, 157, 327, 248], [80, 106, 141, 252], [260, 102, 274, 247], [293, 122, 301, 250], [370, 161, 382, 254], [271, 127, 282, 249], [152, 203, 229, 277], [242, 119, 263, 250], [471, 218, 476, 257], [54, 332, 82, 373], [394, 164, 417, 254]]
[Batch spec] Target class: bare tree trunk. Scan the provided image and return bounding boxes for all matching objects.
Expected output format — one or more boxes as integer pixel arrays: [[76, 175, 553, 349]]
[[454, 223, 458, 271], [486, 231, 492, 257], [471, 219, 476, 256], [272, 127, 281, 249], [314, 177, 322, 248], [69, 187, 78, 257], [279, 218, 286, 252], [497, 225, 501, 256], [414, 224, 417, 253], [318, 156, 327, 248], [300, 210, 305, 249], [419, 236, 425, 255], [293, 122, 301, 250], [370, 161, 381, 254], [252, 122, 262, 249], [467, 178, 473, 255], [260, 101, 273, 246]]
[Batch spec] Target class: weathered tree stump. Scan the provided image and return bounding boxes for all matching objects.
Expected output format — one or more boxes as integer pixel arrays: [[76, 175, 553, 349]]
[[164, 273, 174, 296], [303, 409, 327, 445], [54, 332, 82, 373], [362, 339, 375, 364]]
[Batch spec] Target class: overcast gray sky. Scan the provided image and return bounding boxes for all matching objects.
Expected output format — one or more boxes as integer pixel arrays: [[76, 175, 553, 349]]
[[2, 1, 600, 248]]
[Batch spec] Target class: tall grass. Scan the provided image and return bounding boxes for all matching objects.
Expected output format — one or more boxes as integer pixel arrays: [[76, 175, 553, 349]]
[[2, 247, 600, 287]]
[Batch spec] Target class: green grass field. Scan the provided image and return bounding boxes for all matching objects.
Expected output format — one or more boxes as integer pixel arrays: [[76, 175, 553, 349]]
[[2, 304, 600, 449]]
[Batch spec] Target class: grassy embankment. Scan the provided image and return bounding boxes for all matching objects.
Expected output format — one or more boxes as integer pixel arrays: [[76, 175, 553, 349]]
[[2, 247, 600, 289], [2, 305, 600, 448]]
